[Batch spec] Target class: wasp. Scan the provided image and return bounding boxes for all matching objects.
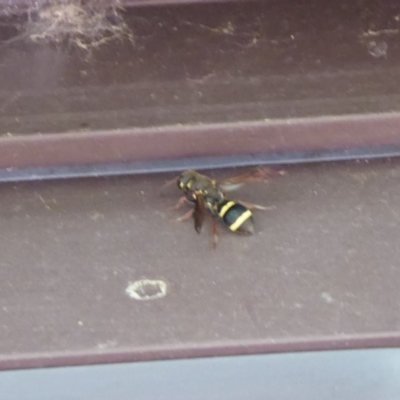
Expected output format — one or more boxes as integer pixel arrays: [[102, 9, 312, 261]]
[[162, 167, 285, 247]]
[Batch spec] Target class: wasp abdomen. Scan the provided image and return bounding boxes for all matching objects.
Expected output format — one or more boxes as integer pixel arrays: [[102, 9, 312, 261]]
[[217, 200, 254, 234]]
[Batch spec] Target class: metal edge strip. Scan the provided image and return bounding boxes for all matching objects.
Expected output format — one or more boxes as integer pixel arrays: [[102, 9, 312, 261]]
[[0, 112, 400, 178]]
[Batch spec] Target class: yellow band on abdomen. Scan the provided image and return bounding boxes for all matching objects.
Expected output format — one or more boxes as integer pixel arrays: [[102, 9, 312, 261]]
[[218, 201, 235, 217], [229, 210, 252, 231]]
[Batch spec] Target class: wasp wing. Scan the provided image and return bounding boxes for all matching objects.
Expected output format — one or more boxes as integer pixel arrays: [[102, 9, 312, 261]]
[[193, 191, 206, 233], [219, 167, 286, 192]]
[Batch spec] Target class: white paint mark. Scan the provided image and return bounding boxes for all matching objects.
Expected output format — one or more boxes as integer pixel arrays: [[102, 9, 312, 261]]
[[125, 279, 167, 301], [77, 320, 83, 326], [89, 211, 104, 221], [321, 292, 334, 304], [368, 40, 388, 58], [97, 340, 118, 349]]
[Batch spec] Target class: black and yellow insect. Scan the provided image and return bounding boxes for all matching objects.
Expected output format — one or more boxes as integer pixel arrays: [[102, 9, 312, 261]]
[[162, 168, 284, 245]]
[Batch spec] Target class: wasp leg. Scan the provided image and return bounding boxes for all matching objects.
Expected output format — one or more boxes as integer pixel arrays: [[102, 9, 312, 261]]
[[211, 217, 219, 249], [237, 200, 276, 211], [168, 196, 190, 210], [174, 209, 194, 222]]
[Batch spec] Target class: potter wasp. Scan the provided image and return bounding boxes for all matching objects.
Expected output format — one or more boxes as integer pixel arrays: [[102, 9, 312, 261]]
[[162, 167, 285, 247]]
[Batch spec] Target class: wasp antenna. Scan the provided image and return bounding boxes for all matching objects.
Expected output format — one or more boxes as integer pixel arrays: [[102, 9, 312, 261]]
[[159, 175, 180, 196]]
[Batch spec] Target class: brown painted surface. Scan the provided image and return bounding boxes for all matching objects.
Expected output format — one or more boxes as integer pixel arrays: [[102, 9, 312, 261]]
[[1, 159, 400, 370], [1, 0, 400, 372], [1, 0, 400, 169]]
